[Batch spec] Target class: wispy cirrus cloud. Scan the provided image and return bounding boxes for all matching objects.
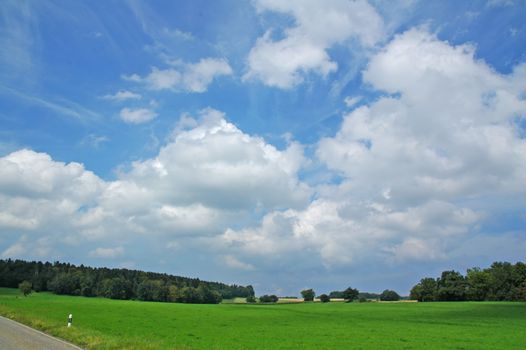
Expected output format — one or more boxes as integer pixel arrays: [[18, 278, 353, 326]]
[[0, 85, 101, 122], [80, 134, 110, 149]]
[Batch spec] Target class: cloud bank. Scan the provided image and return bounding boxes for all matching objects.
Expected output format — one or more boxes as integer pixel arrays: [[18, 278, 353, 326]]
[[1, 25, 525, 294]]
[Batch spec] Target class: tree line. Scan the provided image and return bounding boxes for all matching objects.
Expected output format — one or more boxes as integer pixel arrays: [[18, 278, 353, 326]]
[[299, 288, 400, 302], [410, 261, 526, 302], [0, 259, 254, 304]]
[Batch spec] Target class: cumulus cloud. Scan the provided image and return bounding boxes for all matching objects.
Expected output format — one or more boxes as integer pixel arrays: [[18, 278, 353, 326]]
[[0, 149, 104, 202], [220, 198, 481, 267], [319, 29, 526, 201], [244, 0, 384, 88], [125, 108, 310, 211], [0, 150, 105, 260], [0, 109, 310, 264], [1, 28, 525, 294], [222, 28, 526, 268], [127, 58, 232, 92], [120, 107, 158, 124]]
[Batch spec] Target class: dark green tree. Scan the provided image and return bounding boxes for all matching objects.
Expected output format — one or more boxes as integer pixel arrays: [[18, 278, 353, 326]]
[[329, 291, 343, 298], [80, 275, 97, 297], [259, 295, 278, 303], [342, 287, 359, 302], [380, 289, 400, 301], [511, 262, 526, 301], [179, 286, 201, 303], [487, 262, 514, 301], [466, 268, 490, 301], [319, 294, 330, 303], [197, 284, 222, 304], [410, 277, 437, 302], [301, 288, 315, 301], [100, 277, 133, 300], [436, 271, 467, 301], [48, 273, 81, 295]]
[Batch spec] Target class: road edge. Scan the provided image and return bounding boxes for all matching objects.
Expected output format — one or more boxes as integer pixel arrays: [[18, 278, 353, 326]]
[[0, 315, 84, 350]]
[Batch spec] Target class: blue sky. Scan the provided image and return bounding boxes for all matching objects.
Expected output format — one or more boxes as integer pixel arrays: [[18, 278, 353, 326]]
[[1, 0, 525, 296]]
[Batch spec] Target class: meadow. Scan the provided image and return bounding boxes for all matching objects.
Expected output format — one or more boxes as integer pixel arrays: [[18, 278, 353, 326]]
[[0, 288, 525, 349]]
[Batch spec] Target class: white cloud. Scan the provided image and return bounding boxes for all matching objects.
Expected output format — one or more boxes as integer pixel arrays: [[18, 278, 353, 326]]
[[221, 28, 526, 268], [125, 108, 310, 211], [344, 96, 362, 107], [0, 149, 104, 201], [120, 107, 158, 124], [0, 108, 310, 264], [1, 27, 525, 292], [220, 198, 481, 267], [102, 90, 142, 101], [244, 0, 384, 88], [0, 212, 38, 230], [223, 255, 255, 271], [318, 29, 526, 202], [89, 246, 124, 259], [0, 150, 105, 244], [121, 73, 142, 82], [127, 58, 232, 92], [387, 238, 447, 262]]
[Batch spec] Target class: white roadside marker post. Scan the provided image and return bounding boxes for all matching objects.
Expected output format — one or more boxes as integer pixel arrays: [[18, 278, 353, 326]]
[[67, 314, 73, 327]]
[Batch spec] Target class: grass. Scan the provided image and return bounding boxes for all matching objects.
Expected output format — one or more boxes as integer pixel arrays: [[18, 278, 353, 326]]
[[1, 288, 525, 349]]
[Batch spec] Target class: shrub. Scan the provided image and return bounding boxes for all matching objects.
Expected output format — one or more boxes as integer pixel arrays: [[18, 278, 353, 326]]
[[319, 294, 330, 303], [380, 289, 401, 301], [259, 294, 279, 303], [19, 280, 32, 296]]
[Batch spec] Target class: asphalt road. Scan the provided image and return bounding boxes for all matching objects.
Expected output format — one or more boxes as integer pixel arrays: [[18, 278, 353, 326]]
[[0, 316, 83, 350]]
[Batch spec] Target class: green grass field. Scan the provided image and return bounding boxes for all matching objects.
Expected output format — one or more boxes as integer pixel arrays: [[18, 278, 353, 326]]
[[1, 288, 525, 349]]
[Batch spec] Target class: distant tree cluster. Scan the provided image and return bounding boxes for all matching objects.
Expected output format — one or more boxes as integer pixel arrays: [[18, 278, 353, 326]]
[[329, 289, 371, 300], [358, 292, 381, 300], [319, 294, 330, 303], [410, 262, 526, 302], [259, 294, 279, 303], [342, 287, 359, 302], [380, 289, 400, 301], [0, 259, 254, 304], [301, 288, 315, 301], [296, 287, 361, 303]]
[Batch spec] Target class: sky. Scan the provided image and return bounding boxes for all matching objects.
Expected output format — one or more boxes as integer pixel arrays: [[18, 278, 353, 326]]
[[1, 0, 525, 296]]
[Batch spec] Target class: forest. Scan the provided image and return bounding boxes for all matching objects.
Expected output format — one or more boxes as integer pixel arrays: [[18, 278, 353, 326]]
[[0, 259, 254, 304]]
